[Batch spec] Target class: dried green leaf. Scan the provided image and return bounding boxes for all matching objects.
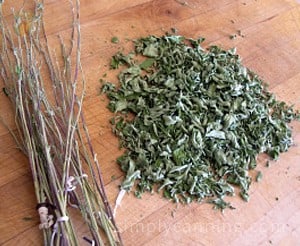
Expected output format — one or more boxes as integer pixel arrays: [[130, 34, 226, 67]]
[[140, 58, 155, 70], [206, 130, 226, 140]]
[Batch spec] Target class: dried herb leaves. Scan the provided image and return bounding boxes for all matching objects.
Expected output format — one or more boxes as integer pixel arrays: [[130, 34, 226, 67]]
[[103, 34, 299, 209]]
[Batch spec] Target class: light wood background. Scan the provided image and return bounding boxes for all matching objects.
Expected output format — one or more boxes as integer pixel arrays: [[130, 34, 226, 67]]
[[1, 0, 300, 245]]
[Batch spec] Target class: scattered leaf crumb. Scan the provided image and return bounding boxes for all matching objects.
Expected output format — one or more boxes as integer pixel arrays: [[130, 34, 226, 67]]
[[175, 0, 188, 6], [135, 191, 142, 199], [171, 27, 178, 34], [22, 217, 33, 221], [230, 34, 237, 40], [237, 30, 245, 37], [111, 36, 119, 44], [256, 171, 263, 182]]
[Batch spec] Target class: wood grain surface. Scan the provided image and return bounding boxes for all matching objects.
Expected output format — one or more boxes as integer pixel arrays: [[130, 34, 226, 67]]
[[1, 0, 300, 245]]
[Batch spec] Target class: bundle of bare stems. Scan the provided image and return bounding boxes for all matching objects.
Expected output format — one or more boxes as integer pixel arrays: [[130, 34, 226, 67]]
[[0, 0, 122, 245]]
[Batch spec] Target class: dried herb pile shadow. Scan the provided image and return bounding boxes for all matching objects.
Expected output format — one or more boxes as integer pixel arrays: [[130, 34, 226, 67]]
[[102, 35, 299, 209]]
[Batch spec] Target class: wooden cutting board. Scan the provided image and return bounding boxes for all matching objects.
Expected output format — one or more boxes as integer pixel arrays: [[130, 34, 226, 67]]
[[1, 0, 300, 245]]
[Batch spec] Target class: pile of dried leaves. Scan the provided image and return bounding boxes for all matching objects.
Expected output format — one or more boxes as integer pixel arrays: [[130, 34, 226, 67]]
[[102, 34, 299, 209]]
